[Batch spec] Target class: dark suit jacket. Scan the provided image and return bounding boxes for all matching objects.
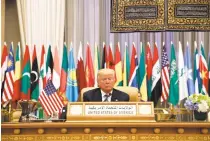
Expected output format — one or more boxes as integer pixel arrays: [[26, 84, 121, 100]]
[[83, 88, 129, 102]]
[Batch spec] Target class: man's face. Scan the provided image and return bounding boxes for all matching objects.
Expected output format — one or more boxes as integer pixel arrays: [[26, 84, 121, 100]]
[[98, 74, 115, 93]]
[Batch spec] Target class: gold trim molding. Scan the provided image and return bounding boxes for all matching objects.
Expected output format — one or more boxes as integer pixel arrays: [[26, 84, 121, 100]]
[[2, 134, 210, 141]]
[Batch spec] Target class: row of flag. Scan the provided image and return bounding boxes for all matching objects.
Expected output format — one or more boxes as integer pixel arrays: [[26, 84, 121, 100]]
[[1, 41, 210, 115]]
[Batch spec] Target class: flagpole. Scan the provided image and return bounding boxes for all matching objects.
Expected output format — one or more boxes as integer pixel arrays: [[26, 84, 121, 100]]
[[9, 100, 12, 122]]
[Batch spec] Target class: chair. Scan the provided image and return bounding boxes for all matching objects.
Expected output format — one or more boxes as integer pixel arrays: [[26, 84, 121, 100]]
[[80, 86, 139, 102]]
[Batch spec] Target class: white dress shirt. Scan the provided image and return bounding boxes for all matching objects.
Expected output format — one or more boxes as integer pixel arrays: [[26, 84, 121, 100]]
[[101, 90, 113, 102]]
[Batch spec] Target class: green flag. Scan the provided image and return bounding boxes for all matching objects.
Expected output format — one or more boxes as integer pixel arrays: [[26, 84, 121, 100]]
[[20, 45, 31, 100], [168, 42, 179, 106], [139, 43, 147, 101], [31, 46, 39, 100]]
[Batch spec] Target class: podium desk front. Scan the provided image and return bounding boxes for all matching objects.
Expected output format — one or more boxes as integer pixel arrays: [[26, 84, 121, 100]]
[[2, 122, 210, 141]]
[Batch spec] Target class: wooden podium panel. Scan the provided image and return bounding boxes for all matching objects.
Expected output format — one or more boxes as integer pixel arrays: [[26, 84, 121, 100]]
[[2, 122, 210, 141], [2, 102, 210, 141]]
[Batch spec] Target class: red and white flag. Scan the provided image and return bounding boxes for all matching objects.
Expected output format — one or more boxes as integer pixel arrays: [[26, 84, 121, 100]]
[[2, 43, 15, 105], [1, 42, 8, 83], [39, 80, 64, 116], [161, 43, 170, 102]]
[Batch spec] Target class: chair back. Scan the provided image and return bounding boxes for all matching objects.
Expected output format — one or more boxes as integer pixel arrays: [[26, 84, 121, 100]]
[[80, 86, 139, 102]]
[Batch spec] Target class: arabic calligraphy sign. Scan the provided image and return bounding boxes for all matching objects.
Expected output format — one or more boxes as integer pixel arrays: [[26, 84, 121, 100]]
[[111, 0, 210, 32]]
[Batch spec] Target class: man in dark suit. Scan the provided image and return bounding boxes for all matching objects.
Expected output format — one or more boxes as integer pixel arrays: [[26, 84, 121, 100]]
[[83, 69, 129, 102]]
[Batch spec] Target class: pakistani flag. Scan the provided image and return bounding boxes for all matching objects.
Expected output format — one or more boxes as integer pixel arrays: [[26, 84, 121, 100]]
[[168, 42, 179, 106]]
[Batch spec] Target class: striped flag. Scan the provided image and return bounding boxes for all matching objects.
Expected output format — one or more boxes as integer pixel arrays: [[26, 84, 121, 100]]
[[1, 42, 8, 83], [114, 42, 123, 86], [39, 80, 64, 116], [66, 45, 79, 102], [208, 53, 210, 96], [151, 43, 162, 107], [1, 42, 8, 98], [139, 42, 147, 101], [145, 42, 153, 100], [39, 45, 47, 93], [161, 43, 170, 102], [199, 42, 208, 95], [193, 41, 201, 94], [129, 43, 138, 88], [2, 43, 15, 105]]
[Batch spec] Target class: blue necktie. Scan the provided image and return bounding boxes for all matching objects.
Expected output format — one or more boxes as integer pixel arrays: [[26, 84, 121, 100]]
[[103, 94, 111, 102]]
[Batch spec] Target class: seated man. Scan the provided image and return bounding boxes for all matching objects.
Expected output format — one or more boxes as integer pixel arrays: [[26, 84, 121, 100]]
[[83, 69, 129, 102]]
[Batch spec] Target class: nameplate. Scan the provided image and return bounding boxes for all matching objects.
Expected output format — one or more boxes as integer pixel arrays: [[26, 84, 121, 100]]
[[67, 102, 155, 122], [85, 105, 136, 116]]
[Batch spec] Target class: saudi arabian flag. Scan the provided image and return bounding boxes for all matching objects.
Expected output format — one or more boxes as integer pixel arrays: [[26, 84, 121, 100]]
[[168, 42, 179, 106]]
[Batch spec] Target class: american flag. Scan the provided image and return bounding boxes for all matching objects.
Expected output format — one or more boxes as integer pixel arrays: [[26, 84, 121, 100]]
[[161, 44, 170, 102], [39, 80, 64, 116], [2, 44, 15, 106]]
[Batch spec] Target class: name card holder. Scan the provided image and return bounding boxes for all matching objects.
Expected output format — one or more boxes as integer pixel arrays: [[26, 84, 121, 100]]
[[67, 102, 155, 122]]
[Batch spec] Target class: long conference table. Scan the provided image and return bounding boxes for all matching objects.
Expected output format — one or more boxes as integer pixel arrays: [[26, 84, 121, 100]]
[[2, 122, 210, 141]]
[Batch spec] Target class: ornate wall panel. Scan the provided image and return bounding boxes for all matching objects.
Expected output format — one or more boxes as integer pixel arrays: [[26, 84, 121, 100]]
[[167, 0, 210, 31], [111, 0, 210, 32], [111, 0, 165, 32]]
